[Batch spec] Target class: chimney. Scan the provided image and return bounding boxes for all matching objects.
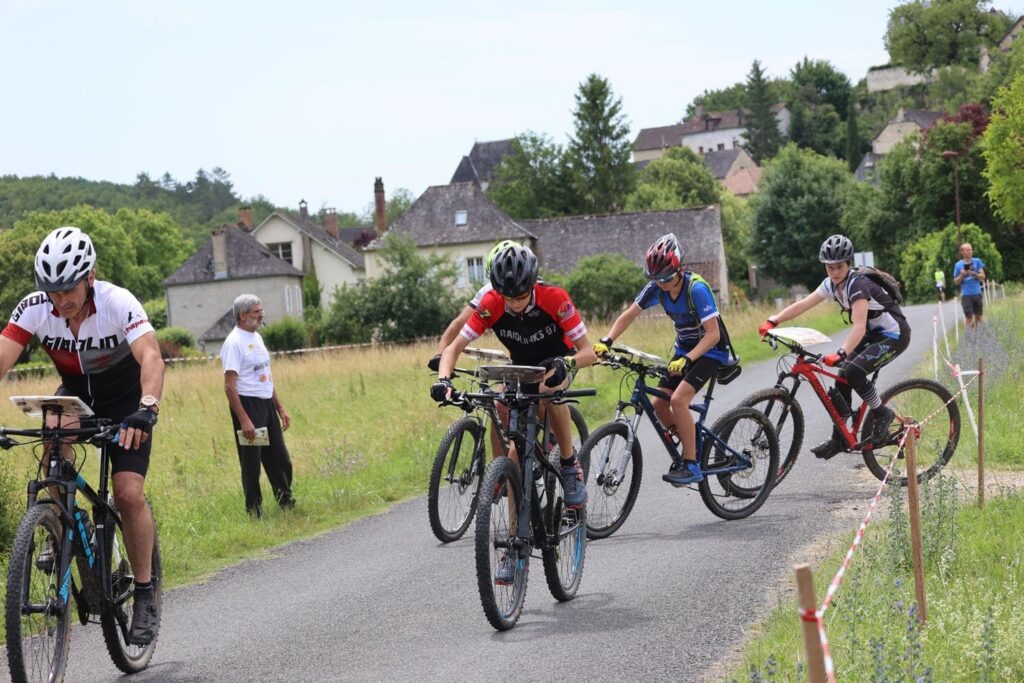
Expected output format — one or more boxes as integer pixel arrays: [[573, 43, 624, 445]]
[[323, 207, 338, 238], [211, 228, 228, 280], [238, 206, 253, 231], [299, 199, 308, 222], [374, 177, 387, 236]]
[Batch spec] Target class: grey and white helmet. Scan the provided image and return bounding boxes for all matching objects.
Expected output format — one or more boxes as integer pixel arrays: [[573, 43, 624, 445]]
[[818, 234, 854, 264], [34, 226, 96, 292]]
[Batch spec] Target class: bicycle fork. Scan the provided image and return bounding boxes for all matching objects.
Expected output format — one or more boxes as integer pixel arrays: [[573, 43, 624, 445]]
[[595, 406, 642, 488]]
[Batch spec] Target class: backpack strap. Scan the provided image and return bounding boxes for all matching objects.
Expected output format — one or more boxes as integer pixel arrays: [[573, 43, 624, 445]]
[[685, 272, 738, 363]]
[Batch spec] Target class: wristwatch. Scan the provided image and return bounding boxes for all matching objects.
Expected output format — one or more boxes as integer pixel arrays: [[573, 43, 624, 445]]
[[140, 394, 160, 414]]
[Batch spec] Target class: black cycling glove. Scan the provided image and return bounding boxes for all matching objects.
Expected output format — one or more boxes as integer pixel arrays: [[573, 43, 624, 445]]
[[430, 378, 453, 403], [122, 408, 158, 433], [540, 357, 574, 388]]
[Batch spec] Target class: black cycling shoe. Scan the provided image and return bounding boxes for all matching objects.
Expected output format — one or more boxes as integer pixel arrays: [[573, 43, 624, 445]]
[[811, 438, 843, 460], [868, 405, 896, 444], [127, 589, 158, 646]]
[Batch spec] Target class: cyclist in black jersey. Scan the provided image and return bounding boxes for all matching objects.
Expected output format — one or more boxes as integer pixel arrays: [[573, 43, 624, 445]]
[[0, 227, 165, 645], [758, 234, 909, 459]]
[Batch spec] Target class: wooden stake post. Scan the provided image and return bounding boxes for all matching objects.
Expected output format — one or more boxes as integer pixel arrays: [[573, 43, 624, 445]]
[[978, 357, 985, 509], [794, 564, 827, 683], [904, 429, 928, 624]]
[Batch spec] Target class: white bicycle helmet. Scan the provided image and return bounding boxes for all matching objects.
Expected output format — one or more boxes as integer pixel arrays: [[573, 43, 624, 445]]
[[34, 226, 96, 292]]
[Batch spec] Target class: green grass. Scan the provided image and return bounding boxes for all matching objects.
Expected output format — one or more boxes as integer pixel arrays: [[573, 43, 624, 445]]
[[731, 294, 1024, 682]]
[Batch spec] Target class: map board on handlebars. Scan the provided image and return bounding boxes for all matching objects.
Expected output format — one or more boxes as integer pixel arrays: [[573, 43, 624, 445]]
[[768, 327, 832, 348], [10, 395, 95, 418], [478, 365, 546, 384]]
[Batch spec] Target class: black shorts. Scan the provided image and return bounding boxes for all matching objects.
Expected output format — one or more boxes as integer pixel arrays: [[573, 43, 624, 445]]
[[56, 387, 151, 477], [657, 356, 722, 395], [961, 293, 983, 317]]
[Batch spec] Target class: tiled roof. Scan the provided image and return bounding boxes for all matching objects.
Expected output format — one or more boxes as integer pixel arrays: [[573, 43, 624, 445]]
[[900, 109, 943, 130], [271, 212, 366, 269], [450, 138, 517, 186], [521, 206, 724, 290], [721, 167, 763, 196], [635, 104, 787, 151], [703, 149, 743, 179], [376, 182, 535, 248], [200, 308, 236, 342], [163, 226, 303, 286]]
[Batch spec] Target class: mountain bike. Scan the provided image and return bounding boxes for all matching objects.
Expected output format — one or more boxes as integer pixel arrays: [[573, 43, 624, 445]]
[[459, 365, 595, 631], [427, 348, 588, 544], [579, 345, 778, 540], [741, 327, 961, 487], [1, 395, 162, 683]]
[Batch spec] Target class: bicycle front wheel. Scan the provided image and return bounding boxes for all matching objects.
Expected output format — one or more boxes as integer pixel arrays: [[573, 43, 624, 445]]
[[428, 417, 485, 543], [541, 453, 586, 602], [698, 407, 779, 521], [578, 421, 642, 540], [862, 379, 961, 486], [739, 387, 804, 488], [475, 457, 528, 631], [100, 497, 162, 673], [5, 505, 72, 683]]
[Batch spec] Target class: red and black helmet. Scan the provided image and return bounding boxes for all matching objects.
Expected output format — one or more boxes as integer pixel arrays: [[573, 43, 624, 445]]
[[644, 233, 682, 281]]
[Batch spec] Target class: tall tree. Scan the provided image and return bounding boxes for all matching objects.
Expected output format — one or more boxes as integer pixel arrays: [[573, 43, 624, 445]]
[[565, 74, 635, 214], [742, 60, 784, 164], [752, 144, 853, 289], [884, 0, 1011, 74], [983, 74, 1024, 225], [624, 147, 721, 211], [487, 132, 571, 219]]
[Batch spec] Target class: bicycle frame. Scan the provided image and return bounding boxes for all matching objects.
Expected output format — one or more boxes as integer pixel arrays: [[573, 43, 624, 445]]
[[3, 407, 130, 625], [772, 355, 880, 451], [599, 359, 753, 486]]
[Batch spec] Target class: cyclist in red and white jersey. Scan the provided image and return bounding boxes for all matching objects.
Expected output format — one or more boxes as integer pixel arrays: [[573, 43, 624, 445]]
[[0, 226, 164, 645], [431, 243, 597, 510]]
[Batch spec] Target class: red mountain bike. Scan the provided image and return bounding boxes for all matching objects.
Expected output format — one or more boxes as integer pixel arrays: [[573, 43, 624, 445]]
[[740, 328, 961, 487]]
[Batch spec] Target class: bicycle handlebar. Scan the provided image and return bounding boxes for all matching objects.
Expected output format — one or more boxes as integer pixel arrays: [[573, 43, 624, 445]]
[[762, 333, 823, 363], [0, 421, 120, 450]]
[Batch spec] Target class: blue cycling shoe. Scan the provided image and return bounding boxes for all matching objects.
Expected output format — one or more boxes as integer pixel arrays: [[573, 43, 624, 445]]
[[560, 459, 587, 509], [662, 460, 704, 486]]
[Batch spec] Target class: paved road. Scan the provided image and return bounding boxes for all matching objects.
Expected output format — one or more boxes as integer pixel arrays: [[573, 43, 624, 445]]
[[5, 302, 952, 682]]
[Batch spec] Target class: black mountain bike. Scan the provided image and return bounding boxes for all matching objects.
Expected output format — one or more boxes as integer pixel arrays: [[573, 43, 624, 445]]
[[1, 396, 162, 683], [428, 349, 588, 544], [580, 345, 779, 539], [459, 365, 595, 631]]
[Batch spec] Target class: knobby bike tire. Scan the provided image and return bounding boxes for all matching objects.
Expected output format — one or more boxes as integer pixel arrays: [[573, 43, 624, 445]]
[[5, 505, 72, 683], [577, 420, 643, 540], [541, 451, 587, 601], [100, 497, 162, 673], [698, 407, 779, 521], [739, 387, 804, 488], [428, 417, 485, 543], [474, 457, 527, 631], [861, 378, 961, 486]]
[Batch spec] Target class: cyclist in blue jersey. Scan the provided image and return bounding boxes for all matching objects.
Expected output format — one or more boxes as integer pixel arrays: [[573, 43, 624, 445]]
[[593, 233, 728, 486], [758, 234, 908, 459], [0, 227, 164, 644]]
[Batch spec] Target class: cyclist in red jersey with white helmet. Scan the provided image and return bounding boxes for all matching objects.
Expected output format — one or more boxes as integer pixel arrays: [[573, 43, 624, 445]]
[[0, 226, 164, 645]]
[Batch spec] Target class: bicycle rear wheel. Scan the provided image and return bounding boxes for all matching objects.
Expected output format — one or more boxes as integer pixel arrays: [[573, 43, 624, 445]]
[[578, 421, 642, 540], [541, 455, 586, 602], [428, 417, 485, 543], [739, 387, 804, 488], [475, 457, 528, 631], [698, 407, 779, 520], [5, 505, 71, 683], [861, 379, 961, 486], [100, 497, 162, 673]]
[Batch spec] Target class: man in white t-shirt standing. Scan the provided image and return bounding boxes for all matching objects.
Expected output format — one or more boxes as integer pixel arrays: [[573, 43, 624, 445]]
[[220, 294, 295, 517]]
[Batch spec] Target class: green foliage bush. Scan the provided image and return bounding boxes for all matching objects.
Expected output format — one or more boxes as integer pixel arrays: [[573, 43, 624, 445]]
[[900, 222, 1003, 301], [548, 253, 647, 321], [261, 316, 308, 352], [156, 326, 196, 348], [144, 297, 168, 329]]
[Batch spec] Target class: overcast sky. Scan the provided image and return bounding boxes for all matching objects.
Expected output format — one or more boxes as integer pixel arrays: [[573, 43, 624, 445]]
[[1, 0, 905, 217]]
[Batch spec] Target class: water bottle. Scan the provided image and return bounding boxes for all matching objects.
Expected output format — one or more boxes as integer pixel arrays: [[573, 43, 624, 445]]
[[828, 387, 852, 419]]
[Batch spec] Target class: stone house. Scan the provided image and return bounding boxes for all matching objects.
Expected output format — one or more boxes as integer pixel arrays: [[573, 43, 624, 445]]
[[633, 104, 790, 163]]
